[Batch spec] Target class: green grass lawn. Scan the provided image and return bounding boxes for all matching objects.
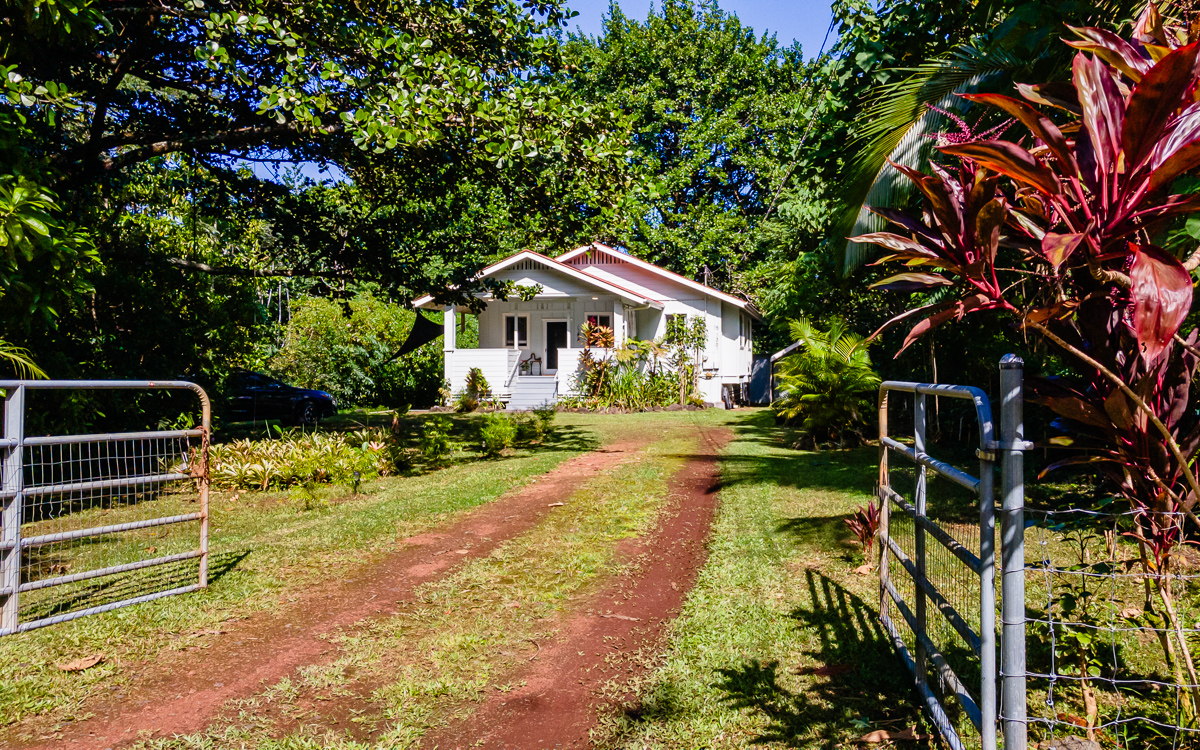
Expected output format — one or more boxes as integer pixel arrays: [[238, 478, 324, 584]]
[[594, 408, 927, 748]]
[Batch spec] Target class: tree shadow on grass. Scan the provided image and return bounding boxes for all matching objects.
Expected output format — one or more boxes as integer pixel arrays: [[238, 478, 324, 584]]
[[714, 569, 932, 748]]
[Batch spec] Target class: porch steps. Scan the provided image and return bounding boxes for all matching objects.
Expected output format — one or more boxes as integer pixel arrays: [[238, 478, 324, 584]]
[[507, 376, 557, 410]]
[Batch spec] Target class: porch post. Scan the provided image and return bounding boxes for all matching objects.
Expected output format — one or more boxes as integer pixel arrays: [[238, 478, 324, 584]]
[[443, 304, 456, 390], [613, 300, 624, 347]]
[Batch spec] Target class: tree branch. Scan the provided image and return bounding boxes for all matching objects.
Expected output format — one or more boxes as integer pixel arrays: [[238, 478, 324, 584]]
[[95, 121, 343, 174], [166, 257, 350, 279]]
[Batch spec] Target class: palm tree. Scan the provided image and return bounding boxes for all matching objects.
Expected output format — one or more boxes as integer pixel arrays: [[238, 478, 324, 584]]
[[775, 317, 880, 448]]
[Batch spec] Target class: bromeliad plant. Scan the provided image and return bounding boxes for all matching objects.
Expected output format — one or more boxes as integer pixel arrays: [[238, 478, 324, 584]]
[[853, 3, 1200, 720]]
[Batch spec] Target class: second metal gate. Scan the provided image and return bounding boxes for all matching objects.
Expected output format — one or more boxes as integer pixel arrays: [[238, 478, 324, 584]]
[[1, 380, 211, 636], [877, 355, 1028, 750]]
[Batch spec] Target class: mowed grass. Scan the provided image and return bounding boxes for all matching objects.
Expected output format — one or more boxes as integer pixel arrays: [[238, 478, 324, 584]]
[[0, 416, 598, 736], [594, 409, 927, 748], [139, 425, 712, 749]]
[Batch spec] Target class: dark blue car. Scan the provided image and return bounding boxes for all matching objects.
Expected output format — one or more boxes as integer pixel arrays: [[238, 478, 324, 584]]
[[226, 370, 336, 425]]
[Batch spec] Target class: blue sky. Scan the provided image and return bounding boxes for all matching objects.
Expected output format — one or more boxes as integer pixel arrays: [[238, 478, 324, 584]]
[[565, 0, 836, 58], [256, 0, 835, 182]]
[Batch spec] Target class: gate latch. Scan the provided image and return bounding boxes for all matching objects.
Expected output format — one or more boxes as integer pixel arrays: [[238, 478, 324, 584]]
[[977, 440, 1036, 462]]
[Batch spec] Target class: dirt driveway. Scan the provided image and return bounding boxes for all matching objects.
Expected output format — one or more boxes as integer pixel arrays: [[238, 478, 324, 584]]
[[11, 418, 730, 750]]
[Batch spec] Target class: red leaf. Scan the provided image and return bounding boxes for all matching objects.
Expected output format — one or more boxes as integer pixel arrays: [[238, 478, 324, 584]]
[[1123, 42, 1200, 172], [1134, 2, 1168, 47], [889, 161, 962, 237], [870, 272, 953, 293], [1066, 26, 1153, 82], [1129, 243, 1193, 364], [1073, 52, 1125, 172], [847, 232, 937, 257], [897, 294, 995, 355], [963, 93, 1077, 174], [866, 206, 945, 249], [1041, 233, 1086, 271], [1016, 82, 1081, 114], [1146, 102, 1200, 191], [938, 141, 1061, 195]]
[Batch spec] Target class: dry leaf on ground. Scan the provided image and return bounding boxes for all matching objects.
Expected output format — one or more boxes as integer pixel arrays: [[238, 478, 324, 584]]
[[57, 653, 105, 672], [859, 726, 929, 743], [854, 563, 874, 575]]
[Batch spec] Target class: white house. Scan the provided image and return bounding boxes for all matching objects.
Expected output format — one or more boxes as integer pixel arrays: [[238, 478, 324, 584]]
[[412, 243, 761, 409]]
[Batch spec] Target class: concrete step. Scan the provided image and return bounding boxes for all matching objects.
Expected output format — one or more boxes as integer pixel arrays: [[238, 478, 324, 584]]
[[507, 376, 557, 410]]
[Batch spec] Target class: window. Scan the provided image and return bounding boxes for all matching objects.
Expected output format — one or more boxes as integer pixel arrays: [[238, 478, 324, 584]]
[[585, 314, 612, 330], [739, 313, 746, 350], [504, 314, 528, 348]]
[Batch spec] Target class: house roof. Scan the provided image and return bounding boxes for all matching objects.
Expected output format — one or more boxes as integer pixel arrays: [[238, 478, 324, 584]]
[[557, 243, 762, 320], [411, 250, 664, 310]]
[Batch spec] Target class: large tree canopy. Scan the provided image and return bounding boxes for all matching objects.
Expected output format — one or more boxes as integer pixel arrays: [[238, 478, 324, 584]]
[[0, 0, 629, 310], [559, 0, 814, 286]]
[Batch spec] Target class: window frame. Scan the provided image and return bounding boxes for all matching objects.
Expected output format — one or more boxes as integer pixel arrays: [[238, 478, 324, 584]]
[[585, 313, 612, 330], [504, 313, 529, 348]]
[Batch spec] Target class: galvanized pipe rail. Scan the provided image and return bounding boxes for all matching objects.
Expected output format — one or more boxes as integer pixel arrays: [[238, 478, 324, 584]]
[[877, 358, 1029, 750], [879, 378, 997, 750], [0, 380, 211, 636]]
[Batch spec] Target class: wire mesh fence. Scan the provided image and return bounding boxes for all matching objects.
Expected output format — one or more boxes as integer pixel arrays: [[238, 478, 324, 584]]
[[0, 381, 210, 636], [1023, 507, 1200, 750]]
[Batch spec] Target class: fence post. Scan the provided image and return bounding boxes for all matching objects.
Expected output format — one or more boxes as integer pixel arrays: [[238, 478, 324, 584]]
[[878, 389, 890, 620], [913, 392, 927, 685], [1, 385, 24, 634], [999, 354, 1027, 750]]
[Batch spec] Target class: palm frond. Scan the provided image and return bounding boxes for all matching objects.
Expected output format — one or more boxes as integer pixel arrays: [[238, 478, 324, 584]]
[[830, 44, 1038, 274], [0, 341, 47, 380]]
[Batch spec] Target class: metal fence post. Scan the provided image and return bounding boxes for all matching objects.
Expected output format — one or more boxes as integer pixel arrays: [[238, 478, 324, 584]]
[[197, 387, 211, 589], [914, 392, 928, 685], [1, 385, 24, 634], [999, 355, 1027, 750], [879, 389, 891, 620]]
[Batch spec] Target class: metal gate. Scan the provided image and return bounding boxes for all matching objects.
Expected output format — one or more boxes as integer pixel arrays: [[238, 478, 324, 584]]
[[877, 355, 1028, 750], [1, 380, 210, 636]]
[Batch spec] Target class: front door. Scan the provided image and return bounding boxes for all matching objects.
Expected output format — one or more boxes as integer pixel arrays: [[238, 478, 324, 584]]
[[545, 321, 568, 372]]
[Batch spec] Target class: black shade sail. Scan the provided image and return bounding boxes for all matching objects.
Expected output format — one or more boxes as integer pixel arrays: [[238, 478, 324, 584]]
[[394, 311, 443, 357]]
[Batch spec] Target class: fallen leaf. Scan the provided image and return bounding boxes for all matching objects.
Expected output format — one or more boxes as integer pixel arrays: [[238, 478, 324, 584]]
[[1121, 607, 1142, 619], [600, 614, 640, 621], [145, 546, 157, 554], [188, 628, 225, 638], [548, 502, 565, 507], [1055, 712, 1089, 728], [57, 654, 105, 673], [854, 564, 874, 576], [859, 726, 928, 743]]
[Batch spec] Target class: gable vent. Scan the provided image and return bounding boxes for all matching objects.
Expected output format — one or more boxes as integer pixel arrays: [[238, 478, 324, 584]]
[[509, 259, 539, 271], [565, 249, 627, 266]]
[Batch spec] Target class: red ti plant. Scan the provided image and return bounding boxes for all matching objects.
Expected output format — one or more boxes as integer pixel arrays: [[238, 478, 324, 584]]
[[845, 500, 881, 560], [852, 3, 1200, 718]]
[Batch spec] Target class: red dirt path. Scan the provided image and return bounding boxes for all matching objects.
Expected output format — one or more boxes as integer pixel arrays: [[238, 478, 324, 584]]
[[420, 425, 731, 750], [10, 440, 647, 750]]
